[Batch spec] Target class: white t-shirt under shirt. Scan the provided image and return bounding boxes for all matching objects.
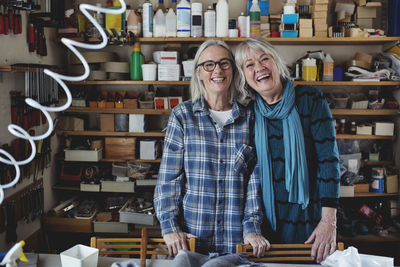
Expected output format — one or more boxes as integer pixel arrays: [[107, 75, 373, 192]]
[[209, 109, 232, 127]]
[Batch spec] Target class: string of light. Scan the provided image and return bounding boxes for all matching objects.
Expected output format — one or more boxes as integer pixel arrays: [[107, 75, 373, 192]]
[[0, 1, 127, 204]]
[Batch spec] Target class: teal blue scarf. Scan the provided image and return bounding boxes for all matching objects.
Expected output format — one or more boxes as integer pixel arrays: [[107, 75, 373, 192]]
[[254, 80, 309, 231]]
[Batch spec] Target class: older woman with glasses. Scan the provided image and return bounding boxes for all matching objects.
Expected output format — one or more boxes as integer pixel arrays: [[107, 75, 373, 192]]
[[154, 39, 268, 265]]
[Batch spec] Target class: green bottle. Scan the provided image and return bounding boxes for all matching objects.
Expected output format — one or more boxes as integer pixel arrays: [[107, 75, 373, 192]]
[[130, 43, 142, 80]]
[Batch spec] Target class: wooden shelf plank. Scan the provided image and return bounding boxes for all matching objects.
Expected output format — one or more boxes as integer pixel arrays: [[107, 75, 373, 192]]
[[362, 161, 393, 166], [339, 233, 400, 243], [331, 109, 399, 116], [294, 81, 400, 86], [336, 134, 395, 140], [56, 130, 165, 137], [58, 36, 400, 45], [53, 184, 80, 191], [341, 192, 399, 198], [66, 80, 190, 85], [65, 107, 172, 115], [65, 80, 400, 86], [101, 158, 161, 163], [137, 37, 400, 45]]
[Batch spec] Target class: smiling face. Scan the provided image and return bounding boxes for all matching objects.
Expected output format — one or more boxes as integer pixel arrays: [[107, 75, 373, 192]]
[[198, 45, 233, 101], [242, 48, 283, 101]]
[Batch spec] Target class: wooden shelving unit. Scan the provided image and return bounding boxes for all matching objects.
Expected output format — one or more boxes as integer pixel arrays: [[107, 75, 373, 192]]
[[55, 130, 165, 137], [331, 109, 399, 116]]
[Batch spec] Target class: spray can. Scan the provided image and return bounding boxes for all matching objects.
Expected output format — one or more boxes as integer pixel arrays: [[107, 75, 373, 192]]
[[130, 43, 143, 81], [216, 0, 228, 37], [250, 0, 261, 38], [177, 0, 191, 37], [191, 2, 202, 37], [142, 0, 153, 37], [204, 5, 215, 37]]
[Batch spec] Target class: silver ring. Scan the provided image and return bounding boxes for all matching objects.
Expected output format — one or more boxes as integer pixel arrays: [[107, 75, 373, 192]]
[[325, 244, 331, 248]]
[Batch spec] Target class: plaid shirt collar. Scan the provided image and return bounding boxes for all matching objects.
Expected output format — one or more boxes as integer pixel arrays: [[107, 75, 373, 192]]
[[193, 96, 246, 121]]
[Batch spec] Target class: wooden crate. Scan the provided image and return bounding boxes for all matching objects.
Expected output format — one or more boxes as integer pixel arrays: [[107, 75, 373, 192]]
[[354, 183, 370, 193], [44, 215, 93, 233], [105, 137, 136, 160]]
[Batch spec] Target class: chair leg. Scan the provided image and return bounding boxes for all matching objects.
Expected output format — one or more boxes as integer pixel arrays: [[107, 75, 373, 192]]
[[140, 228, 148, 267]]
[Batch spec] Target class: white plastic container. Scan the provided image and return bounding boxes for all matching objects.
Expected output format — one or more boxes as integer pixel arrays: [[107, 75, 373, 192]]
[[216, 0, 228, 37], [182, 60, 194, 77], [142, 0, 153, 37], [204, 5, 216, 37], [142, 64, 157, 81], [238, 12, 249, 37], [126, 9, 141, 37], [60, 245, 98, 267], [177, 0, 191, 37], [166, 7, 177, 37], [191, 2, 203, 37], [153, 9, 166, 37], [250, 0, 261, 38]]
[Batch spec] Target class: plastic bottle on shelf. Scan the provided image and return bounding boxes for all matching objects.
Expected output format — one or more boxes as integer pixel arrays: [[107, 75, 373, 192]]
[[204, 5, 216, 37], [166, 7, 177, 37], [91, 3, 105, 38], [153, 9, 166, 37], [177, 0, 191, 37], [142, 0, 153, 37], [191, 2, 202, 37], [126, 7, 141, 37], [249, 0, 261, 38], [216, 0, 228, 37], [323, 53, 334, 81], [238, 12, 249, 37], [130, 43, 143, 81]]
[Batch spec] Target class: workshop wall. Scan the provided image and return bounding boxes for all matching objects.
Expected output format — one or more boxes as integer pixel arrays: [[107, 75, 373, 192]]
[[0, 7, 65, 250]]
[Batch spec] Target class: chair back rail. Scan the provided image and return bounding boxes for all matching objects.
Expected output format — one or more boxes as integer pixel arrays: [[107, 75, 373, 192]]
[[236, 242, 345, 263], [90, 227, 196, 267]]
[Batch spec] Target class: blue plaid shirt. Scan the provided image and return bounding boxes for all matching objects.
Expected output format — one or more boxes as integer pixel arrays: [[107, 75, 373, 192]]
[[154, 97, 263, 254]]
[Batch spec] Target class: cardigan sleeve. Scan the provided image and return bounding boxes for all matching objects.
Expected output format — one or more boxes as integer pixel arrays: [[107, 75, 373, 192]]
[[308, 88, 340, 201]]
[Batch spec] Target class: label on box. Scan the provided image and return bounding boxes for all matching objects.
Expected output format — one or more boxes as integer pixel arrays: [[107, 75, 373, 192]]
[[169, 96, 183, 109], [154, 97, 168, 110]]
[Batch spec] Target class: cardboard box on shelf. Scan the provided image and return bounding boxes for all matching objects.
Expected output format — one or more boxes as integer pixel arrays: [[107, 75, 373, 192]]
[[374, 122, 394, 136], [357, 6, 377, 18], [312, 11, 328, 18], [314, 31, 327, 37], [140, 140, 159, 160], [300, 27, 313, 37], [299, 18, 313, 28], [354, 183, 369, 193], [386, 175, 398, 194], [356, 125, 373, 135], [314, 23, 328, 31], [340, 185, 355, 197], [313, 0, 329, 4], [314, 18, 327, 25], [312, 4, 328, 11], [123, 99, 138, 109], [57, 117, 84, 131], [100, 114, 114, 132], [65, 148, 103, 162], [357, 18, 373, 28]]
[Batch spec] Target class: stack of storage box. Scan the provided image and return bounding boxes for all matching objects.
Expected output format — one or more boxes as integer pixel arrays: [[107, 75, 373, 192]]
[[356, 1, 381, 29], [312, 0, 329, 37]]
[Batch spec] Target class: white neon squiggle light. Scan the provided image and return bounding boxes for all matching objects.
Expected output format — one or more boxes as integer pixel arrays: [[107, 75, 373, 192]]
[[0, 1, 127, 204]]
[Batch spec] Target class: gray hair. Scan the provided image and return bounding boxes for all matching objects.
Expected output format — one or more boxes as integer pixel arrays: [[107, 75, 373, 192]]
[[190, 39, 247, 104], [234, 38, 290, 98]]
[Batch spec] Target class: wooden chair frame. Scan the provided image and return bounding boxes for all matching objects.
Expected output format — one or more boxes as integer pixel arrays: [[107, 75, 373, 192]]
[[90, 228, 196, 267], [236, 242, 345, 262]]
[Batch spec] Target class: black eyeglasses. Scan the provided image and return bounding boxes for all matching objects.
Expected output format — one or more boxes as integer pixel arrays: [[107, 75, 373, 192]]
[[197, 58, 233, 72]]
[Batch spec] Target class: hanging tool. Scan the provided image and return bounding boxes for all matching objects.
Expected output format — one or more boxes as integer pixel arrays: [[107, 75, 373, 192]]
[[27, 23, 35, 52], [0, 2, 4, 34], [3, 4, 9, 35], [33, 139, 43, 181], [7, 6, 13, 32], [13, 9, 21, 34]]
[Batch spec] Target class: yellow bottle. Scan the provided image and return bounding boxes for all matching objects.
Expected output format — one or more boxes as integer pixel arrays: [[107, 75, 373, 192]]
[[302, 58, 317, 81]]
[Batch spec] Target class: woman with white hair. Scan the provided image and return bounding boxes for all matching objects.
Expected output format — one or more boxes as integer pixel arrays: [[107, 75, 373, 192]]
[[154, 39, 268, 263], [235, 38, 340, 263]]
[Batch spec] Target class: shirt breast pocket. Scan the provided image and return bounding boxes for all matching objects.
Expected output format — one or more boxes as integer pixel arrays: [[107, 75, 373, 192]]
[[234, 144, 256, 176]]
